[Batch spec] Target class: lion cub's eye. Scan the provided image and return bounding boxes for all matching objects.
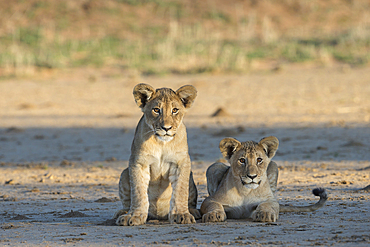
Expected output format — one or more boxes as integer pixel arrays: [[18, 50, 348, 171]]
[[172, 108, 179, 114], [239, 158, 246, 164], [153, 108, 160, 114], [257, 158, 263, 163]]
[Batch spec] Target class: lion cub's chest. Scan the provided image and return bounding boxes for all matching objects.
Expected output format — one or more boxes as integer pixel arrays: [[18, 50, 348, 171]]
[[224, 197, 262, 219], [221, 182, 273, 219], [150, 156, 171, 180], [147, 147, 186, 181], [222, 191, 261, 219], [133, 126, 189, 181]]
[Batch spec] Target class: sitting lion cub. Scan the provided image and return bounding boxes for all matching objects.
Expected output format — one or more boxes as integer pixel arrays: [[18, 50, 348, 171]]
[[201, 136, 327, 223], [114, 83, 200, 226]]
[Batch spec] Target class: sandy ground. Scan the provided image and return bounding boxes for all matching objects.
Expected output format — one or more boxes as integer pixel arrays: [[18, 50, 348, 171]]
[[1, 66, 370, 246]]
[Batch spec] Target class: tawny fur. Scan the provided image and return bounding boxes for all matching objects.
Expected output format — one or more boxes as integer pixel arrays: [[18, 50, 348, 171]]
[[114, 83, 200, 226], [201, 136, 327, 223]]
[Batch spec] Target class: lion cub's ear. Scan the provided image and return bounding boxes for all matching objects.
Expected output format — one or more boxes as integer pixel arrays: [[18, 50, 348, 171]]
[[259, 136, 279, 159], [176, 85, 197, 109], [219, 138, 241, 160], [133, 83, 156, 108]]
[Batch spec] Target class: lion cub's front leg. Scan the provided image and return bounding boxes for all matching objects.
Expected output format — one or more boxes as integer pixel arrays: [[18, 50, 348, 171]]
[[252, 201, 279, 222], [200, 199, 227, 223], [116, 164, 150, 226], [168, 161, 196, 224], [251, 162, 279, 223], [200, 163, 228, 223]]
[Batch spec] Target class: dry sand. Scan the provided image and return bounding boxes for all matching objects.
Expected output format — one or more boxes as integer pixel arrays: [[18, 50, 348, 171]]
[[1, 66, 370, 246]]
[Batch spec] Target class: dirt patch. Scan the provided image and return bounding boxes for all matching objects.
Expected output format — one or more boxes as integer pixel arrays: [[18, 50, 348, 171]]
[[360, 185, 370, 192], [211, 107, 232, 118], [99, 218, 117, 226], [1, 224, 23, 230], [11, 215, 30, 220], [94, 197, 117, 203], [60, 238, 84, 243], [0, 195, 17, 201], [59, 210, 90, 218]]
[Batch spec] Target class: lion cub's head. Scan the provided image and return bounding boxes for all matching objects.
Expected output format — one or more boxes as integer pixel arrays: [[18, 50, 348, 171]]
[[219, 136, 279, 189], [133, 83, 197, 142]]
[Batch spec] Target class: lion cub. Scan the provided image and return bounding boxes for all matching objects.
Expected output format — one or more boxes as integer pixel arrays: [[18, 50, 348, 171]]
[[114, 83, 200, 226], [201, 136, 327, 223]]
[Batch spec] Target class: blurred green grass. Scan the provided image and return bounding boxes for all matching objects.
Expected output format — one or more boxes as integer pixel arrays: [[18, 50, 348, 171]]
[[1, 0, 370, 77]]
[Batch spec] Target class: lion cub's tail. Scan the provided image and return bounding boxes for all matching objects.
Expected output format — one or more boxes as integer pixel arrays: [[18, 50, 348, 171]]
[[279, 188, 328, 213]]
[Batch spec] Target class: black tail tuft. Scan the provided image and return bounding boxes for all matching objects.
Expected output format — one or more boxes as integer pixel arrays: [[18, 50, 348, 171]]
[[312, 188, 328, 199], [279, 187, 328, 213]]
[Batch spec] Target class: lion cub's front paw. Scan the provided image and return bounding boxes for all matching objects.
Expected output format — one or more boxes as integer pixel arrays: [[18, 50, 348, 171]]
[[116, 213, 147, 226], [252, 209, 277, 222], [202, 210, 226, 223], [169, 212, 196, 224]]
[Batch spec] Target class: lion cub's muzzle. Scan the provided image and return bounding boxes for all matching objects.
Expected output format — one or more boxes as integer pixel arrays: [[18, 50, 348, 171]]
[[154, 127, 176, 141], [240, 175, 261, 189]]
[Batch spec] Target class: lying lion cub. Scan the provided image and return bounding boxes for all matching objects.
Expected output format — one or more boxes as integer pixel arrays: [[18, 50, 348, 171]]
[[201, 136, 327, 223], [114, 83, 200, 226]]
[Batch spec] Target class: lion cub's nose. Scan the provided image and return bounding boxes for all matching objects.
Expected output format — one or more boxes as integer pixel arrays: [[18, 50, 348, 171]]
[[161, 126, 172, 132], [247, 174, 257, 180]]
